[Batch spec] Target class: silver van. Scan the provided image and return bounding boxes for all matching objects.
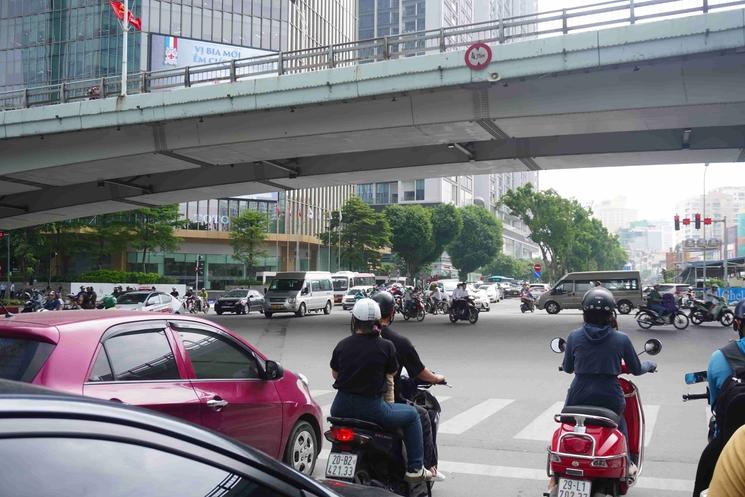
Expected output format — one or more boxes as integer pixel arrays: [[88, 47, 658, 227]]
[[263, 271, 334, 318], [536, 270, 642, 315]]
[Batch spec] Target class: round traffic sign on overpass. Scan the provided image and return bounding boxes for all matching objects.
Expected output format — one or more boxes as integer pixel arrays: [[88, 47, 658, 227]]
[[464, 43, 492, 70]]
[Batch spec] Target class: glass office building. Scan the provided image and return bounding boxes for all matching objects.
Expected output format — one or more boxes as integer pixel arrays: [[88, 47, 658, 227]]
[[0, 0, 142, 92]]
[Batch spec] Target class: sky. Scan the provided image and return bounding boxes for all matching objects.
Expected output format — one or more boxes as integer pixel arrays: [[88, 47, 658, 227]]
[[539, 163, 745, 221]]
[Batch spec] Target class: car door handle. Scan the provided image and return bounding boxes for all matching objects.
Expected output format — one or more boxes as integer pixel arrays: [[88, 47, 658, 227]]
[[207, 397, 229, 411]]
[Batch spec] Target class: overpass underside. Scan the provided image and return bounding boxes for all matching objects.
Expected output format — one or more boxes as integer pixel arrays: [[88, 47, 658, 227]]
[[1, 10, 744, 228]]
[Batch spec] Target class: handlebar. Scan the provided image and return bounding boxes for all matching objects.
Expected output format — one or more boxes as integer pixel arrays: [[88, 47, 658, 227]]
[[682, 393, 708, 402]]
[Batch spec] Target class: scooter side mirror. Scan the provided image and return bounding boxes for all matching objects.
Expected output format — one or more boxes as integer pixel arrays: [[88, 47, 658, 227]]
[[644, 338, 662, 356], [550, 337, 566, 354]]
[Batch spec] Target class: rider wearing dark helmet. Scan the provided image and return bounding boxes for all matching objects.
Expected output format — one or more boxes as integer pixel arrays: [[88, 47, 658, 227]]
[[561, 287, 657, 477]]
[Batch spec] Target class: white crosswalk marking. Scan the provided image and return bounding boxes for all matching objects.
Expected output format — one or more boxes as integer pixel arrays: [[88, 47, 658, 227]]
[[439, 399, 514, 434], [437, 395, 451, 403], [514, 401, 564, 441], [643, 405, 660, 447], [310, 389, 333, 398]]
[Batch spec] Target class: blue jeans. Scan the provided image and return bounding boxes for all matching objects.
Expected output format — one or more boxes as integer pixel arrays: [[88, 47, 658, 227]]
[[331, 391, 424, 472]]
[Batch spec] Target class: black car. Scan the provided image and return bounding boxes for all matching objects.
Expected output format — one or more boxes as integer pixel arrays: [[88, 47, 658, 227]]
[[215, 288, 264, 315], [0, 380, 395, 497]]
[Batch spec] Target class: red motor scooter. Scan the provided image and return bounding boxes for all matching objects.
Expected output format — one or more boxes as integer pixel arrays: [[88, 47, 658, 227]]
[[545, 337, 662, 497]]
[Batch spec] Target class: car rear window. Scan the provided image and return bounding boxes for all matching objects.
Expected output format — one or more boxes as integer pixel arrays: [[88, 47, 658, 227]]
[[0, 337, 54, 382]]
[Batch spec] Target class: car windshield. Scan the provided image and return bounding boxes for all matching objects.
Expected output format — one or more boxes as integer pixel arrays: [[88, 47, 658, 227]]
[[347, 288, 365, 295], [223, 290, 247, 297], [115, 293, 149, 304], [332, 278, 348, 291], [269, 279, 304, 291]]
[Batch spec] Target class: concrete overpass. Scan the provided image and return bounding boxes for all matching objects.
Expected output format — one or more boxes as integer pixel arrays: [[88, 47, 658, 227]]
[[0, 3, 744, 228]]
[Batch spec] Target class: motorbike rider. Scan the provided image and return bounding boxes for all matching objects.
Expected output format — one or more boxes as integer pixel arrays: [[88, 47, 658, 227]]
[[557, 287, 657, 483], [81, 287, 97, 310], [705, 285, 722, 314], [646, 284, 665, 317], [170, 287, 180, 298], [329, 298, 432, 482], [520, 282, 534, 305], [372, 291, 446, 481], [451, 282, 469, 318], [43, 290, 62, 311], [692, 298, 745, 497]]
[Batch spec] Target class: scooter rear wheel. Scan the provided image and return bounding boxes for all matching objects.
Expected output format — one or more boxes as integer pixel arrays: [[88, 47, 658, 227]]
[[720, 310, 735, 327], [636, 312, 654, 329], [672, 312, 689, 330], [690, 310, 704, 325]]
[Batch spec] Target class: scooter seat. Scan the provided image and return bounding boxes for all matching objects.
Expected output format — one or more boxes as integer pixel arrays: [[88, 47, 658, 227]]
[[560, 405, 620, 427]]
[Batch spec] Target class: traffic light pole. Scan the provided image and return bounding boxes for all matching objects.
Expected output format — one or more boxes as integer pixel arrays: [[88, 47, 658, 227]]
[[195, 254, 200, 292]]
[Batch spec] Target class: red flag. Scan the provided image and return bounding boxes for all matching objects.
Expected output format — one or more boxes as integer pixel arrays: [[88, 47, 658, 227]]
[[109, 1, 142, 31]]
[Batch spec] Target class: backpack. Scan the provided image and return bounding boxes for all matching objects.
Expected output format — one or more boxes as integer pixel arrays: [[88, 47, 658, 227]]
[[714, 341, 745, 442]]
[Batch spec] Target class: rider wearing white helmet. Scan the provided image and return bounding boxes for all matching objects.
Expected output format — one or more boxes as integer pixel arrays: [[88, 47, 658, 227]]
[[330, 298, 432, 482]]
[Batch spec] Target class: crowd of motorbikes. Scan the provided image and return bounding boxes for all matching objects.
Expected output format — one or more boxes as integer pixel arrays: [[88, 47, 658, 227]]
[[635, 287, 735, 330]]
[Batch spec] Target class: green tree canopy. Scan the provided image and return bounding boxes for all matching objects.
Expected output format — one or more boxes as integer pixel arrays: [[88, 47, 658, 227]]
[[384, 205, 435, 277], [229, 209, 269, 280], [447, 205, 503, 277], [320, 196, 391, 271], [500, 184, 627, 280], [129, 205, 181, 272], [480, 253, 537, 281], [428, 203, 463, 261]]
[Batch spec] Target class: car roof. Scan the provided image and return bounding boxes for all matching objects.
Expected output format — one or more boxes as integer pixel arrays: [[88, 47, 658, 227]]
[[0, 311, 217, 344], [0, 379, 331, 496]]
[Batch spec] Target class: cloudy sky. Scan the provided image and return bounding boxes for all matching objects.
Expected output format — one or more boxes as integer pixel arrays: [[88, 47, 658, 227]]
[[539, 163, 745, 220]]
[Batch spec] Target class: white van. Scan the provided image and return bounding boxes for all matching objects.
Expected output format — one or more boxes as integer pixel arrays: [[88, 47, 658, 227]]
[[263, 271, 334, 318], [536, 270, 642, 315]]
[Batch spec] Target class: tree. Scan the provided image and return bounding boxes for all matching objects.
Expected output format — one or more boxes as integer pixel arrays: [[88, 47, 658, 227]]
[[229, 209, 269, 280], [384, 205, 435, 277], [428, 203, 463, 262], [500, 184, 627, 280], [447, 205, 503, 277], [89, 214, 132, 270], [129, 205, 181, 272], [481, 253, 535, 280], [319, 197, 391, 271]]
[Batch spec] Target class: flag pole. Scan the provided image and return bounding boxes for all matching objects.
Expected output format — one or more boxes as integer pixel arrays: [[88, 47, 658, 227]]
[[121, 0, 129, 96]]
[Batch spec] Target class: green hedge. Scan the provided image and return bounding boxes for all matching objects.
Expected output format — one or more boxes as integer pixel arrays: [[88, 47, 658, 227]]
[[78, 270, 176, 284]]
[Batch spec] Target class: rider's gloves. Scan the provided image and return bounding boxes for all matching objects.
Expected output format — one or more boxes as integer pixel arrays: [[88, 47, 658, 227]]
[[643, 361, 657, 373]]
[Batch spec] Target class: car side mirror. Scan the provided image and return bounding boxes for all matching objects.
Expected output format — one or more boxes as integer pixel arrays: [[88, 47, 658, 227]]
[[265, 360, 284, 380], [550, 337, 566, 354], [302, 287, 309, 295], [644, 339, 662, 356]]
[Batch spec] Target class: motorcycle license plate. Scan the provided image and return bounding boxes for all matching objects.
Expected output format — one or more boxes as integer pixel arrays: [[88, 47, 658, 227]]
[[325, 452, 357, 479], [558, 478, 591, 497]]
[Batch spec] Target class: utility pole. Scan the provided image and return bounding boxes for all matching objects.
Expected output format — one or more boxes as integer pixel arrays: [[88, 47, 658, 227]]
[[702, 163, 709, 285], [121, 0, 129, 96]]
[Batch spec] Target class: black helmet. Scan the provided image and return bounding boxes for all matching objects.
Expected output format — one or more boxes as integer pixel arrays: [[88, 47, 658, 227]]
[[734, 299, 745, 333], [582, 287, 616, 313], [372, 291, 396, 318]]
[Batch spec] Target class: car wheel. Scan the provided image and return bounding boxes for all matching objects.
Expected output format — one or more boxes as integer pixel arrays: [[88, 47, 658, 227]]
[[545, 301, 560, 315], [617, 300, 632, 315], [284, 420, 317, 476], [323, 301, 332, 315], [215, 308, 223, 315], [295, 303, 306, 317], [264, 312, 272, 319]]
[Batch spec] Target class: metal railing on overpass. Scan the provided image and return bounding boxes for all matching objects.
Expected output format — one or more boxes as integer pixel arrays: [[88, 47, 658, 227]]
[[1, 0, 743, 111]]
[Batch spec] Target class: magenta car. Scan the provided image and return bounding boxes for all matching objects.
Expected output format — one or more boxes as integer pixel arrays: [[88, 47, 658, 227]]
[[0, 311, 323, 475]]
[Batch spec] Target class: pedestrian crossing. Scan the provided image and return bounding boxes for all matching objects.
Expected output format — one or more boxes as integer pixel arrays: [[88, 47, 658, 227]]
[[310, 390, 683, 448]]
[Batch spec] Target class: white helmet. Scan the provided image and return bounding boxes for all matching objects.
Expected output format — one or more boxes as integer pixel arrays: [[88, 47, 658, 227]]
[[351, 298, 381, 322]]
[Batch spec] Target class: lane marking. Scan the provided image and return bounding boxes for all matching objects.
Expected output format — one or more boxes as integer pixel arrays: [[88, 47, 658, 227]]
[[437, 395, 451, 403], [514, 401, 564, 441], [439, 399, 514, 435], [644, 405, 660, 447], [315, 453, 693, 492]]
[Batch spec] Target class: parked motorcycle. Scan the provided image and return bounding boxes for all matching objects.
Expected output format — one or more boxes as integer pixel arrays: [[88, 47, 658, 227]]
[[325, 378, 447, 496], [448, 297, 478, 324], [520, 297, 535, 313], [546, 337, 662, 497], [689, 298, 734, 327], [635, 305, 689, 330], [402, 296, 425, 322]]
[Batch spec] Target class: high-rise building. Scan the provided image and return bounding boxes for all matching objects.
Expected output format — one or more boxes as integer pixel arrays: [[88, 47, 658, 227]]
[[592, 196, 639, 234]]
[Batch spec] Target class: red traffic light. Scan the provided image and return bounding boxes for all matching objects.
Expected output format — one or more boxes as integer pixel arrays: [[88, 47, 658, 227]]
[[694, 213, 701, 229], [704, 217, 713, 225], [674, 215, 680, 231], [682, 218, 691, 225], [0, 231, 5, 239]]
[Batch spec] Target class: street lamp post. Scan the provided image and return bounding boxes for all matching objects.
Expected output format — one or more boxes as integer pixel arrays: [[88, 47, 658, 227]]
[[121, 0, 129, 96]]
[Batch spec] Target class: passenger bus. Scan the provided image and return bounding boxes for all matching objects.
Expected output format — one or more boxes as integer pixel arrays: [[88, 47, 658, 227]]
[[331, 271, 376, 304], [487, 275, 517, 284]]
